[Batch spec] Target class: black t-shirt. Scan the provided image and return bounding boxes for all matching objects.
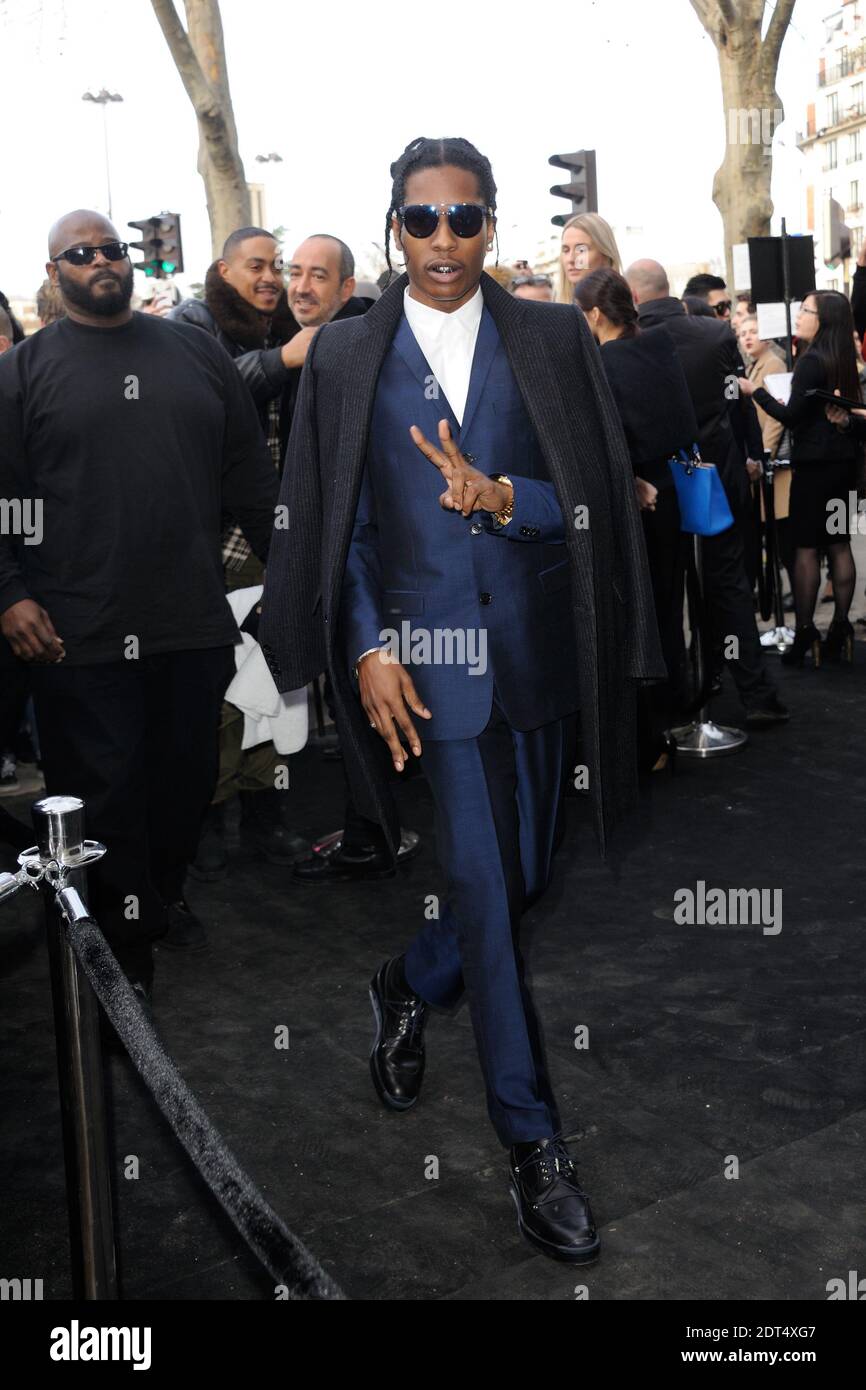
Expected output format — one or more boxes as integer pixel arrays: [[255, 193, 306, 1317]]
[[0, 312, 278, 664]]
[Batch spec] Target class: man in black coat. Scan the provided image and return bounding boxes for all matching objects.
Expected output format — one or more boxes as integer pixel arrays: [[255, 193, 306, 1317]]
[[626, 260, 788, 727], [260, 137, 665, 1264], [169, 229, 375, 886]]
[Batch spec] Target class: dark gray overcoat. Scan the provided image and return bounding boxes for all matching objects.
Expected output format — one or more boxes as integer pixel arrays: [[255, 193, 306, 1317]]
[[259, 271, 666, 857]]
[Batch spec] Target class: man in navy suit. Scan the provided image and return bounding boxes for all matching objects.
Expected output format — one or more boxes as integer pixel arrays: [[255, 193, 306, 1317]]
[[261, 137, 665, 1264]]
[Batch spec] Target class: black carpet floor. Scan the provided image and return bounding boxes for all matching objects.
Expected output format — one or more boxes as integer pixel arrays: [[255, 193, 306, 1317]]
[[1, 645, 864, 1302]]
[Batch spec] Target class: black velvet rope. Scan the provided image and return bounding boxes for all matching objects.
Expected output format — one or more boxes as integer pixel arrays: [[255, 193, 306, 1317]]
[[66, 908, 345, 1301]]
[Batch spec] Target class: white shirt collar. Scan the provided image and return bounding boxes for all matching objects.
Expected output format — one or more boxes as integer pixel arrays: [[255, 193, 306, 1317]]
[[403, 285, 483, 337]]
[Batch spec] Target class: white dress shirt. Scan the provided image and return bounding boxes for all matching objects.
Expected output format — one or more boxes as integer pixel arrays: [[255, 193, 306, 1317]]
[[402, 285, 483, 426]]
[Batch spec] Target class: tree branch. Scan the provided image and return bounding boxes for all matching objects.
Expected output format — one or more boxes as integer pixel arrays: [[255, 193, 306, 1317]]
[[689, 0, 718, 35], [763, 0, 797, 73], [149, 0, 224, 125], [690, 0, 739, 40]]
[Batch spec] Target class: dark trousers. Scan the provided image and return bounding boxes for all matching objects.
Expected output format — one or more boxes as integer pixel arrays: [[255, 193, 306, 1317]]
[[0, 663, 29, 753], [404, 699, 574, 1147], [639, 483, 688, 741], [30, 646, 234, 988], [701, 515, 777, 710], [322, 671, 390, 855]]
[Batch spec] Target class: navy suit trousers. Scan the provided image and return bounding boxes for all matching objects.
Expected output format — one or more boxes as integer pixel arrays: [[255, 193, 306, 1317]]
[[404, 698, 574, 1146]]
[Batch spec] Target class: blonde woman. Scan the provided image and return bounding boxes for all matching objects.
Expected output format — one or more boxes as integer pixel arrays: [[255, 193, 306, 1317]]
[[557, 213, 622, 302]]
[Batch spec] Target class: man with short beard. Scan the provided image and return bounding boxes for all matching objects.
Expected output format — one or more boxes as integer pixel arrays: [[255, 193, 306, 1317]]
[[0, 210, 278, 1003]]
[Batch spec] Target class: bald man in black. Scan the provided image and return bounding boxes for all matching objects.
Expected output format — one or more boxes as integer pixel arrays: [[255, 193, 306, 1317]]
[[0, 210, 278, 994]]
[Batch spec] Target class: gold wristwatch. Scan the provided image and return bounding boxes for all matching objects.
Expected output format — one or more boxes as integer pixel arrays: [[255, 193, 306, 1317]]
[[489, 473, 514, 527]]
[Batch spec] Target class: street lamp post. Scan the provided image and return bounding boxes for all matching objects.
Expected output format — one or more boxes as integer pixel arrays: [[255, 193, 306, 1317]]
[[82, 89, 124, 220]]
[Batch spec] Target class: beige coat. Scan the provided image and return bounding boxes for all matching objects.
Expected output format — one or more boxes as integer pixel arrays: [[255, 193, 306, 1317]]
[[748, 346, 791, 519]]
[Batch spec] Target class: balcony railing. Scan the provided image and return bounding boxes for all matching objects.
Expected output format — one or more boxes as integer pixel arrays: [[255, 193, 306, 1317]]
[[823, 105, 865, 135], [820, 43, 866, 86], [799, 109, 866, 149]]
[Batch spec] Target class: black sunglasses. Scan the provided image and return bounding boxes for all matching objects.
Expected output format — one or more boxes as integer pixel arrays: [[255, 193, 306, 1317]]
[[398, 203, 492, 240], [511, 274, 552, 291], [52, 240, 129, 267], [712, 300, 732, 316]]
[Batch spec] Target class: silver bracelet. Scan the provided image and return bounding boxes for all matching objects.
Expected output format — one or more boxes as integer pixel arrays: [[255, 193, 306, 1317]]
[[353, 646, 384, 679]]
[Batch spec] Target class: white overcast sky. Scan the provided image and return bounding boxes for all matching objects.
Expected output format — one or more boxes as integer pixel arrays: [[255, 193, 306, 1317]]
[[0, 0, 826, 297]]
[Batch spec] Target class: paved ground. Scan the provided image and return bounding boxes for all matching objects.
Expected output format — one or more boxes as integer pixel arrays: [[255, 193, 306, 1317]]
[[1, 550, 864, 1301]]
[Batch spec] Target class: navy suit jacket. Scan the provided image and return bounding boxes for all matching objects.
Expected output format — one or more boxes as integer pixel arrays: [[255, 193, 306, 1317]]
[[340, 308, 580, 739]]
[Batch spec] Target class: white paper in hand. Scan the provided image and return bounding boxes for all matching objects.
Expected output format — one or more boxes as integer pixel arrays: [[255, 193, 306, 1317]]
[[764, 371, 793, 404]]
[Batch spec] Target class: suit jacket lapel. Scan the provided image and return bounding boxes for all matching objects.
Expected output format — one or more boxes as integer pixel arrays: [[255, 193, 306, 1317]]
[[391, 314, 433, 392], [457, 307, 499, 450]]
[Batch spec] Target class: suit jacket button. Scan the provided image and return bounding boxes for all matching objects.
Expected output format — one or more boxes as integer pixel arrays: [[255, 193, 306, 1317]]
[[479, 592, 492, 605], [470, 521, 483, 535]]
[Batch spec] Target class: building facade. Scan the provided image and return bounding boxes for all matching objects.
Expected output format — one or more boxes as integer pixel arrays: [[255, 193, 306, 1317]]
[[798, 0, 866, 291]]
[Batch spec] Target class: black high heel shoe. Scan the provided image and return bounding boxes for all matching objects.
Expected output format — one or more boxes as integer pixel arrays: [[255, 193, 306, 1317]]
[[823, 618, 855, 664], [781, 623, 822, 668]]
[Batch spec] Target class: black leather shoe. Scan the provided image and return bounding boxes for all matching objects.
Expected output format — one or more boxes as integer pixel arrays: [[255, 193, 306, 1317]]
[[743, 695, 790, 728], [238, 789, 310, 866], [368, 956, 428, 1111], [293, 828, 420, 885], [509, 1137, 601, 1264], [158, 899, 208, 952], [189, 803, 229, 882]]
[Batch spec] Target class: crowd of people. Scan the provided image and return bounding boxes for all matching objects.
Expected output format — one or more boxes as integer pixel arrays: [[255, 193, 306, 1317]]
[[0, 134, 863, 1262], [2, 189, 863, 961]]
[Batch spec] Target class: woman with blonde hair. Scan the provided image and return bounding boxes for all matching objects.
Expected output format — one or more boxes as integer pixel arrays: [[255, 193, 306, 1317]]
[[557, 212, 622, 302]]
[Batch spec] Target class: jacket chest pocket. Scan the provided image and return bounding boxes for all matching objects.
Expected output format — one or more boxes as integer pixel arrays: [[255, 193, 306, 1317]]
[[382, 589, 425, 616]]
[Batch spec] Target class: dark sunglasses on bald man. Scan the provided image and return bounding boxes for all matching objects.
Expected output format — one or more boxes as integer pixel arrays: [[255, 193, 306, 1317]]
[[398, 204, 492, 240], [51, 241, 129, 267]]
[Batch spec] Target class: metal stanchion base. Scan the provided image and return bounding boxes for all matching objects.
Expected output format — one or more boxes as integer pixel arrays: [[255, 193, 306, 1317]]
[[669, 720, 748, 757], [760, 625, 795, 651]]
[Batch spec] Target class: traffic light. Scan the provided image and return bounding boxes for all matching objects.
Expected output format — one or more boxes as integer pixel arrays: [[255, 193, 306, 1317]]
[[548, 150, 598, 226], [127, 213, 184, 278]]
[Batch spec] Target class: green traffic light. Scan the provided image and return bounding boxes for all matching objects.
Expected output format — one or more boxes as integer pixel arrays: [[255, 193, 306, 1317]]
[[144, 266, 155, 276], [161, 261, 175, 273]]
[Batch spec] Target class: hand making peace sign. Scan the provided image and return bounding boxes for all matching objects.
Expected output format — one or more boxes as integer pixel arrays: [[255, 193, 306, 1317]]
[[409, 418, 513, 518]]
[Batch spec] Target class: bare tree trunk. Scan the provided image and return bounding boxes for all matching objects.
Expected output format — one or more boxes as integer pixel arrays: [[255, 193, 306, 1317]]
[[691, 0, 797, 288], [150, 0, 250, 259]]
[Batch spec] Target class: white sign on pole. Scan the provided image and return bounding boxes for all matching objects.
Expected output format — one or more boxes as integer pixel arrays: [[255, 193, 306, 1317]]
[[757, 302, 801, 339], [732, 243, 751, 292]]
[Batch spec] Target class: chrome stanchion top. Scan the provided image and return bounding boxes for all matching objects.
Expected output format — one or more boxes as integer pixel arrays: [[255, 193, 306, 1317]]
[[31, 795, 87, 863]]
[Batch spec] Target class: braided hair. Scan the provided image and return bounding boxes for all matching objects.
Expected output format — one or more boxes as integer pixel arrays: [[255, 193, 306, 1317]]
[[384, 136, 498, 272]]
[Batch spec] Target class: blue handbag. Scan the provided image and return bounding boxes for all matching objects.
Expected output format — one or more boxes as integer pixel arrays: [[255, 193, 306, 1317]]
[[667, 444, 734, 537]]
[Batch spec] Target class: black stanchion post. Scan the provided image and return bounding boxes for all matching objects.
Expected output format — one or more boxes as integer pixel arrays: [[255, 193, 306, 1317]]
[[670, 535, 749, 757], [35, 794, 118, 1300]]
